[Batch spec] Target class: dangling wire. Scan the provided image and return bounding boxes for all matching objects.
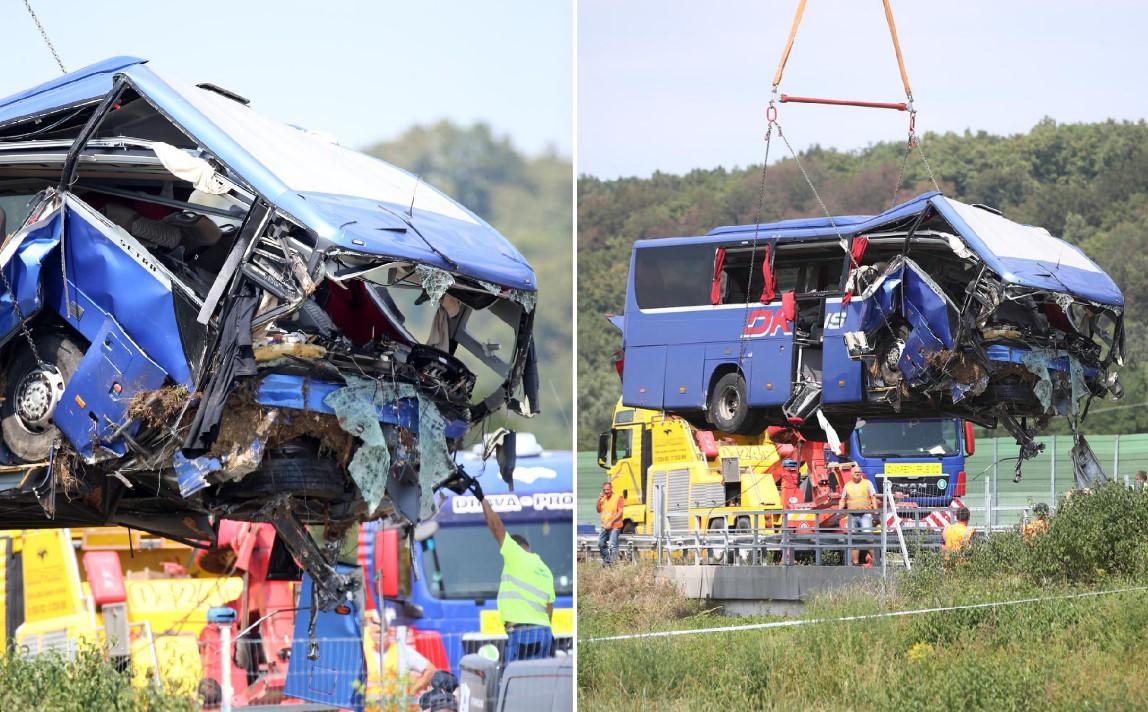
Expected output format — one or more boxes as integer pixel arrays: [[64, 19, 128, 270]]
[[736, 95, 778, 369], [22, 0, 67, 75]]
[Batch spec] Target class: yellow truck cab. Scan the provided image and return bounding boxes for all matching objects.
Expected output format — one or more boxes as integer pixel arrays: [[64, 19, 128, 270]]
[[597, 399, 782, 535]]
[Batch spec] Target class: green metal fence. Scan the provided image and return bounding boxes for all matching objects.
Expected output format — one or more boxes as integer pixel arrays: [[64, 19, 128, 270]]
[[577, 433, 1148, 528]]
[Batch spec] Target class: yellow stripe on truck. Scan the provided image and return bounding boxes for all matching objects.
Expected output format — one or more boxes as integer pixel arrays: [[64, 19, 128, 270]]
[[479, 607, 573, 636], [884, 462, 943, 476]]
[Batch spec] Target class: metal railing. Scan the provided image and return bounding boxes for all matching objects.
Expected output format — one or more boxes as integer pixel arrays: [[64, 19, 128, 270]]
[[579, 478, 1001, 569]]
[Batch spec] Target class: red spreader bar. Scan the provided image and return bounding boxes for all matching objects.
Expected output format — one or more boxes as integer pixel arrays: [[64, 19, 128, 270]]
[[780, 94, 908, 111]]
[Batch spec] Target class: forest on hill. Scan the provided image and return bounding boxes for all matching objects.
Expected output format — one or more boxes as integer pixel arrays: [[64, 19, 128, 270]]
[[365, 121, 573, 450], [577, 118, 1148, 448]]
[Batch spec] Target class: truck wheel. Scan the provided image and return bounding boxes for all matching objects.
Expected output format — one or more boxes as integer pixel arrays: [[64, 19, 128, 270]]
[[708, 372, 756, 434], [1, 332, 86, 462], [622, 520, 636, 535]]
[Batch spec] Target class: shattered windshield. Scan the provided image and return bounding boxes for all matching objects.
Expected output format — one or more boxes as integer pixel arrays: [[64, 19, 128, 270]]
[[855, 420, 959, 458], [422, 521, 573, 600]]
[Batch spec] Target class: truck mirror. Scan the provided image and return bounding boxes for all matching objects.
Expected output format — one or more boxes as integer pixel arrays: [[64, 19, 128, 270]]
[[496, 431, 517, 490], [964, 421, 976, 456], [402, 599, 425, 619], [597, 432, 610, 468], [375, 528, 401, 599]]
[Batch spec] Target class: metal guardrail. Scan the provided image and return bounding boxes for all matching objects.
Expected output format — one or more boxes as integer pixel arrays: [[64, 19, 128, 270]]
[[579, 498, 1012, 568]]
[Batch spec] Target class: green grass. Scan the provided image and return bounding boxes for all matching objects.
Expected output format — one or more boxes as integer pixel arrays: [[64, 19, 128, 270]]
[[578, 483, 1148, 710]]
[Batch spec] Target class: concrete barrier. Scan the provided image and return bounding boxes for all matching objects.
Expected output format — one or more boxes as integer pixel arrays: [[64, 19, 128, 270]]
[[658, 565, 883, 616]]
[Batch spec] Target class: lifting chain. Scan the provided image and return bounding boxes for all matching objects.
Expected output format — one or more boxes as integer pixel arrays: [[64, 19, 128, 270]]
[[22, 0, 67, 75], [0, 246, 46, 369]]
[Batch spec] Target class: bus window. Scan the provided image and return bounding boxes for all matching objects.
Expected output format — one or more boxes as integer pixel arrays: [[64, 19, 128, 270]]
[[720, 248, 765, 304], [773, 244, 844, 295], [633, 244, 712, 309]]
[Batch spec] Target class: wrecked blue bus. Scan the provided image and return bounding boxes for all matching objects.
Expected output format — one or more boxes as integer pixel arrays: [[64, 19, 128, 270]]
[[0, 57, 541, 602], [365, 438, 573, 673], [619, 192, 1123, 478]]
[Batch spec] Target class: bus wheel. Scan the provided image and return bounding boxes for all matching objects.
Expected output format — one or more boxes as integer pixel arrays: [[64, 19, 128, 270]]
[[709, 372, 752, 434]]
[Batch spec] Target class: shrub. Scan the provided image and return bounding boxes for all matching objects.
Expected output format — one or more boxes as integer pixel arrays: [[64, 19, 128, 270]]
[[1028, 482, 1148, 584], [0, 647, 196, 711]]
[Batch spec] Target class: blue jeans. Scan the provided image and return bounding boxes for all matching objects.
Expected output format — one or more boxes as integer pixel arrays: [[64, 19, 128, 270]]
[[598, 527, 620, 563], [505, 624, 553, 665]]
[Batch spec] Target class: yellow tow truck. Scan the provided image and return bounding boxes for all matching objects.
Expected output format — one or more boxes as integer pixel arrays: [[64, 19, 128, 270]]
[[596, 399, 784, 535]]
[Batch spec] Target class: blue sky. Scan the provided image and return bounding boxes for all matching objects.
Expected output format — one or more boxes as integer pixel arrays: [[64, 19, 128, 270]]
[[1, 0, 572, 157], [580, 0, 1148, 178]]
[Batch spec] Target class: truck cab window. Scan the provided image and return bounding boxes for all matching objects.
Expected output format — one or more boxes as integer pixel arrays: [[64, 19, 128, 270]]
[[612, 428, 633, 462]]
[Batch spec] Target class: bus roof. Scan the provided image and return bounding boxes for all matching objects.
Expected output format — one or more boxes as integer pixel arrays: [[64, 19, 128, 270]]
[[632, 192, 1121, 306]]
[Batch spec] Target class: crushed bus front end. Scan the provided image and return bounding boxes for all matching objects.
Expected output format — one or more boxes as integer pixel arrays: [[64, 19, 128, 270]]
[[0, 58, 540, 604]]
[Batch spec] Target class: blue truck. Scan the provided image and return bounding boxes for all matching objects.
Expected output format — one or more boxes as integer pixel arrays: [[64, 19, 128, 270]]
[[367, 437, 573, 673], [848, 417, 974, 506]]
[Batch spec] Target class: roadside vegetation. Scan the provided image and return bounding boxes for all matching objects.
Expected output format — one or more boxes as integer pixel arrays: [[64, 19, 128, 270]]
[[0, 647, 196, 711], [578, 483, 1148, 710]]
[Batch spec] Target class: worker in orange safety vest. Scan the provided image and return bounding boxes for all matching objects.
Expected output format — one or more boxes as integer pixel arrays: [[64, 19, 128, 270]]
[[942, 506, 975, 555], [837, 462, 878, 566], [596, 481, 624, 564]]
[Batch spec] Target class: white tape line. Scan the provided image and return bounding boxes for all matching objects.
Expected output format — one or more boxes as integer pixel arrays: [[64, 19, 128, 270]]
[[580, 584, 1148, 643]]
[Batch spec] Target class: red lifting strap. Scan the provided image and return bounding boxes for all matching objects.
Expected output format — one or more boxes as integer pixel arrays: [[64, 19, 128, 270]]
[[759, 245, 776, 303], [780, 95, 908, 111], [710, 247, 726, 305]]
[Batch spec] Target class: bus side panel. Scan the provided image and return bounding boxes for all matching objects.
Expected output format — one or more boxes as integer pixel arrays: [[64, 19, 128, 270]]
[[622, 346, 667, 408], [745, 338, 792, 407], [663, 344, 706, 409], [822, 300, 863, 404]]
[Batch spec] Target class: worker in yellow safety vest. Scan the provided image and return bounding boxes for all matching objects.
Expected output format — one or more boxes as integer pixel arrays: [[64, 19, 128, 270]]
[[837, 462, 878, 566], [442, 468, 556, 666], [942, 506, 975, 554]]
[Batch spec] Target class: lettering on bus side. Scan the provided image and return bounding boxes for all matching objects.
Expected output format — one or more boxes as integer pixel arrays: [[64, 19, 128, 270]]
[[741, 308, 791, 338], [451, 492, 575, 514]]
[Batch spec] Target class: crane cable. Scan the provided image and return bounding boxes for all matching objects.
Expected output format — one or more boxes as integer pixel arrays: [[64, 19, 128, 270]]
[[22, 0, 67, 75], [771, 0, 913, 101], [768, 0, 941, 213]]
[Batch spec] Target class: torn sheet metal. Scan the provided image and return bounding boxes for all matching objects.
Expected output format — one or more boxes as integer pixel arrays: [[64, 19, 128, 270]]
[[174, 451, 222, 496], [1071, 432, 1108, 489]]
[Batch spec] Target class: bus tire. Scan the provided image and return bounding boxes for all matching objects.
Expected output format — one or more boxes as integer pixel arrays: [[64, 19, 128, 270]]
[[708, 372, 753, 434], [1, 331, 86, 463]]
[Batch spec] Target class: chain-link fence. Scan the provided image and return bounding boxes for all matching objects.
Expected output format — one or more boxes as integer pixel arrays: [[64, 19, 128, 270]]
[[193, 627, 573, 711], [18, 625, 573, 711]]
